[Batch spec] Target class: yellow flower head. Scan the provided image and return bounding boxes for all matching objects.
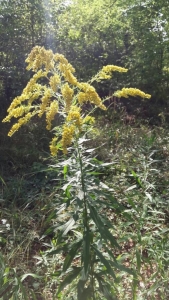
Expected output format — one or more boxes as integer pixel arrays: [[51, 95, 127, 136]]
[[8, 113, 32, 137], [66, 106, 82, 128], [46, 100, 59, 130], [49, 136, 58, 156], [25, 46, 54, 72], [83, 116, 95, 125], [61, 83, 74, 111], [58, 62, 78, 85], [54, 53, 68, 65], [61, 124, 76, 154], [97, 65, 128, 81], [38, 88, 53, 117], [102, 65, 128, 73], [114, 88, 151, 99], [49, 74, 61, 92], [77, 83, 106, 110]]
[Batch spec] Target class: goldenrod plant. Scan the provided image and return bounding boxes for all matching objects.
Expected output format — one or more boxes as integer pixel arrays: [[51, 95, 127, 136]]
[[2, 46, 150, 156], [2, 46, 151, 299]]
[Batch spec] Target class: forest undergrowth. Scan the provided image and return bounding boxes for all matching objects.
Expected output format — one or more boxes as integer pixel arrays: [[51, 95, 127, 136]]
[[0, 111, 169, 300]]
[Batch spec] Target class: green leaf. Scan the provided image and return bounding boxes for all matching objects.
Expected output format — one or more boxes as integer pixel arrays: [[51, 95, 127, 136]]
[[0, 282, 13, 298], [97, 276, 117, 300], [63, 165, 68, 179], [89, 204, 120, 249], [92, 246, 116, 280], [57, 267, 81, 296], [62, 218, 75, 236], [104, 246, 134, 275], [131, 170, 143, 188], [63, 239, 82, 273], [16, 277, 29, 300], [46, 243, 68, 256], [125, 185, 137, 192], [21, 273, 43, 282], [0, 176, 6, 185], [77, 281, 93, 300], [83, 228, 90, 276], [132, 276, 138, 300], [136, 249, 141, 274]]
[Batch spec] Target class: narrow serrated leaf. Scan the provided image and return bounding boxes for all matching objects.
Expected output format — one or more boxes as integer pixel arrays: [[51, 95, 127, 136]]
[[57, 267, 81, 295], [63, 240, 82, 273], [21, 273, 43, 282], [89, 204, 120, 248], [92, 246, 116, 280], [83, 228, 90, 276]]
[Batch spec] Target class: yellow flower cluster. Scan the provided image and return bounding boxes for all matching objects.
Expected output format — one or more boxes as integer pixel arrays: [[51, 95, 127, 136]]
[[61, 124, 76, 154], [59, 63, 78, 85], [5, 94, 28, 114], [3, 106, 26, 122], [97, 65, 128, 80], [102, 65, 128, 73], [54, 53, 69, 65], [49, 136, 58, 156], [46, 100, 59, 130], [66, 106, 82, 128], [77, 83, 106, 110], [83, 116, 95, 125], [61, 83, 74, 111], [3, 46, 151, 156], [8, 113, 32, 137], [114, 88, 151, 99], [25, 46, 54, 72], [38, 88, 53, 117], [49, 74, 60, 92]]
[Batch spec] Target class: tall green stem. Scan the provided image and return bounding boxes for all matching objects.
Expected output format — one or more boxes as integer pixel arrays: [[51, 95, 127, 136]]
[[76, 140, 96, 300], [76, 141, 88, 229]]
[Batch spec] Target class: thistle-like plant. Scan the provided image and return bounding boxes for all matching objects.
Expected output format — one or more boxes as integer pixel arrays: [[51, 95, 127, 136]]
[[2, 46, 151, 299]]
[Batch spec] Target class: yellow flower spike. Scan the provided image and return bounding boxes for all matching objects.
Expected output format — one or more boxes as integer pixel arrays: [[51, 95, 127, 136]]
[[61, 124, 76, 154], [77, 92, 87, 105], [61, 83, 74, 111], [49, 136, 58, 156], [49, 74, 60, 92], [54, 53, 69, 65], [25, 46, 55, 72], [102, 65, 128, 73], [66, 106, 83, 128], [38, 88, 53, 117], [6, 94, 28, 113], [77, 82, 106, 110], [97, 71, 112, 80], [58, 63, 78, 86], [64, 70, 78, 86], [114, 88, 151, 99], [83, 116, 95, 125], [96, 65, 128, 81], [46, 100, 59, 130], [8, 113, 32, 137]]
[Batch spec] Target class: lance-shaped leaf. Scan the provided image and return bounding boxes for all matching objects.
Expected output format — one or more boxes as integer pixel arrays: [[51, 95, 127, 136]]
[[63, 239, 83, 273], [89, 204, 120, 249], [83, 227, 91, 277], [61, 218, 75, 236], [96, 276, 117, 300], [92, 245, 116, 280], [104, 245, 135, 276], [0, 282, 13, 298], [77, 280, 93, 300], [57, 267, 81, 296]]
